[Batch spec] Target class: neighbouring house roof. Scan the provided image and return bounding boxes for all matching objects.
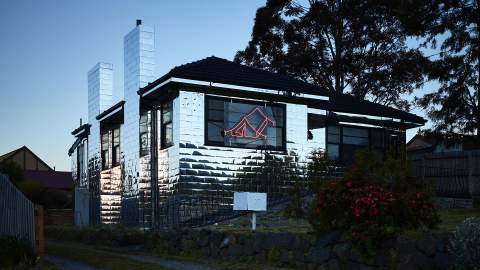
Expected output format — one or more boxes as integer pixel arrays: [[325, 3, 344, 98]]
[[23, 170, 73, 190], [0, 146, 53, 171], [407, 134, 480, 153], [138, 56, 425, 125]]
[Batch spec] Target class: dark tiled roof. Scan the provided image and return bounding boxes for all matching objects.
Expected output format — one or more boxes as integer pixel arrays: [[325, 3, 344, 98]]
[[68, 137, 82, 156], [71, 124, 91, 136], [23, 170, 73, 190], [139, 56, 425, 124], [139, 56, 328, 96], [316, 94, 426, 124]]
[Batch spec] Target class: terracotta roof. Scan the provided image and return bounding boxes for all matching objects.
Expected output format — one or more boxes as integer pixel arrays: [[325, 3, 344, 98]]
[[23, 170, 73, 190]]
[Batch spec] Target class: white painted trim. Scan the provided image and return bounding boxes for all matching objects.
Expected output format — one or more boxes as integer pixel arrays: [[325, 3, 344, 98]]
[[338, 122, 382, 128], [335, 112, 398, 122], [141, 78, 173, 97], [97, 106, 123, 122]]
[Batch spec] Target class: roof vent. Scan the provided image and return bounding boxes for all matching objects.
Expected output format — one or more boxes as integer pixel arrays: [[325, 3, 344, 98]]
[[136, 19, 142, 26]]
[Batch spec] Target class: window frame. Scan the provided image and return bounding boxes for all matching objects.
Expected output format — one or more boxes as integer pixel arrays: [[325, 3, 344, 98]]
[[204, 96, 286, 151]]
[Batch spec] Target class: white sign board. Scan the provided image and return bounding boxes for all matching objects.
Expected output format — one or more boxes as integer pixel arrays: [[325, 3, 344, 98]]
[[233, 192, 267, 211]]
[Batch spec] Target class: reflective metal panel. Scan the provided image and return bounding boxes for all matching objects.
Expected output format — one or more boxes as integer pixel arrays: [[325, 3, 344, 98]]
[[87, 63, 113, 225], [150, 90, 326, 227], [121, 24, 155, 226]]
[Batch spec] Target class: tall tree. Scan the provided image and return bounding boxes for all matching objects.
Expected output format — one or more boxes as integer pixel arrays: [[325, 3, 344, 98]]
[[414, 0, 479, 136], [235, 0, 428, 110]]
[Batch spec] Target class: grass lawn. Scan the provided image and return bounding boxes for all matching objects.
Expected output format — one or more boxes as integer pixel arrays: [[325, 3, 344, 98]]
[[46, 241, 295, 270], [437, 207, 480, 232], [46, 241, 170, 270], [205, 206, 480, 235]]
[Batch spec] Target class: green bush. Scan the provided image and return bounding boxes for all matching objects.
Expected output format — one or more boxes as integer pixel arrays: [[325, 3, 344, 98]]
[[308, 150, 440, 257], [450, 218, 480, 270], [0, 236, 36, 269]]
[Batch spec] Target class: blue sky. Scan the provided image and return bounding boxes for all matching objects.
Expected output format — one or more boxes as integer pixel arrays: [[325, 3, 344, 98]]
[[0, 0, 432, 171]]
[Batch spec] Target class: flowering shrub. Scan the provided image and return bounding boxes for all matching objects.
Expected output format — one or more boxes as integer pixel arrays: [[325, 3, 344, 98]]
[[308, 150, 440, 256], [450, 218, 480, 270]]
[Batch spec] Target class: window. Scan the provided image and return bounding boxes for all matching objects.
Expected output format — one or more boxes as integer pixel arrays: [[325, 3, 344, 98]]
[[205, 97, 285, 150], [161, 101, 173, 148], [343, 127, 368, 145], [101, 132, 109, 170], [326, 126, 340, 160], [327, 125, 370, 164], [112, 127, 120, 166], [139, 112, 149, 157]]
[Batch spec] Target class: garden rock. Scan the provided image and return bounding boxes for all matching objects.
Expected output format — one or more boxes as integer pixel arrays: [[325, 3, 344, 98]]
[[315, 231, 341, 247], [416, 235, 437, 257], [306, 247, 331, 264]]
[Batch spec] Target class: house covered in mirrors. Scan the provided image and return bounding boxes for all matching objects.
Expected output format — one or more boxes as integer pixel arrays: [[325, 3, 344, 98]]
[[69, 20, 425, 228]]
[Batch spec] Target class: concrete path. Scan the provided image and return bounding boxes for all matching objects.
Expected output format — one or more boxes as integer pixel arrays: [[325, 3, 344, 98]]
[[44, 255, 102, 270]]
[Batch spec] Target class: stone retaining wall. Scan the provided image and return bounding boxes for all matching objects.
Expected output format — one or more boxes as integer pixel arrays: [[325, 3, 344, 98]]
[[148, 229, 454, 269]]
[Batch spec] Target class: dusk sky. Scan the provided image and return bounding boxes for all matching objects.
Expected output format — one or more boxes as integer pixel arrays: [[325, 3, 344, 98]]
[[0, 0, 432, 171]]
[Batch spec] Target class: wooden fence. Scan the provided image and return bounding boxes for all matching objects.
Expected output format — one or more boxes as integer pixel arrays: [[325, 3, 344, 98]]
[[0, 173, 36, 250], [409, 150, 480, 198]]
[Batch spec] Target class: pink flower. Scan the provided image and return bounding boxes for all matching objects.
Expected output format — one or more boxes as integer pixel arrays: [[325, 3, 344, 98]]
[[368, 207, 379, 216]]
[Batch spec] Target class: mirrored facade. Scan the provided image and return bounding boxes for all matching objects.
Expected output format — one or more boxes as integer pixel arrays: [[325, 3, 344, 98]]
[[69, 21, 421, 228]]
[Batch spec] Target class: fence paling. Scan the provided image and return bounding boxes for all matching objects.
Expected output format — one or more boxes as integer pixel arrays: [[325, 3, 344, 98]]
[[411, 164, 471, 198], [0, 173, 36, 250]]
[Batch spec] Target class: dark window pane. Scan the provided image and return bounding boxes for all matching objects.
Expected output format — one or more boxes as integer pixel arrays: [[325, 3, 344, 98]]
[[327, 126, 340, 143], [342, 127, 368, 146], [140, 132, 149, 156], [327, 144, 339, 160], [162, 102, 172, 123], [160, 101, 173, 149], [112, 145, 120, 167], [371, 129, 384, 148], [343, 127, 368, 137], [207, 121, 224, 142], [139, 111, 150, 156], [164, 123, 173, 147], [113, 128, 120, 146], [208, 109, 224, 121], [208, 99, 224, 110], [343, 136, 369, 145], [328, 126, 340, 135]]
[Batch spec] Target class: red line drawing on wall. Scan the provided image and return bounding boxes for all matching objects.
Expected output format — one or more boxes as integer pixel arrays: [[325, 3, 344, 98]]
[[224, 107, 276, 139]]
